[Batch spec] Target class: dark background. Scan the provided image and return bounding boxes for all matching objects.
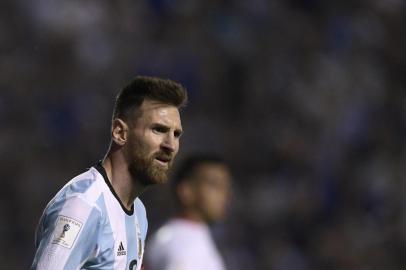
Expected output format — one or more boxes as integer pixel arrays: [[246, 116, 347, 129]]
[[1, 0, 406, 269]]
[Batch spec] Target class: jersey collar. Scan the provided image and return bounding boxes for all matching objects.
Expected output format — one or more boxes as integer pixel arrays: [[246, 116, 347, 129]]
[[94, 161, 134, 215]]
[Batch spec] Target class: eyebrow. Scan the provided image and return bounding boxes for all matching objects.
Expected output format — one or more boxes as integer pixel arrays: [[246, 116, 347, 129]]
[[152, 123, 183, 137]]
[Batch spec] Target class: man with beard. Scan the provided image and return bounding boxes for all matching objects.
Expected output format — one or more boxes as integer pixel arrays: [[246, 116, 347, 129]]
[[145, 155, 232, 270], [31, 76, 187, 270]]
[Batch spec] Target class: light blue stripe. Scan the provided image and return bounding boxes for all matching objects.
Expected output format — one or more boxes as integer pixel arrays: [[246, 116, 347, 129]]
[[66, 177, 96, 195], [82, 194, 115, 270]]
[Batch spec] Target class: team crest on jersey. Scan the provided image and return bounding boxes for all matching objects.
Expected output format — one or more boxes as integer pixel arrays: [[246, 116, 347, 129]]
[[117, 241, 127, 256], [136, 223, 143, 259], [52, 215, 83, 249], [138, 238, 142, 258]]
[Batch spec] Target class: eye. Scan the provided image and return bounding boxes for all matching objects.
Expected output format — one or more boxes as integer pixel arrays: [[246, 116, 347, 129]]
[[153, 127, 165, 133], [152, 124, 169, 134], [174, 130, 183, 139]]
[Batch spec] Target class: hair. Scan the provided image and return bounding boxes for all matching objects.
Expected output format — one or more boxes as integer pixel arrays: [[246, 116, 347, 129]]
[[112, 76, 188, 120], [171, 154, 226, 189]]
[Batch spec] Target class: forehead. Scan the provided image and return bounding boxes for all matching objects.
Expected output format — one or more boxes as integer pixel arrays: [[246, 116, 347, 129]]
[[193, 163, 231, 183], [133, 99, 181, 126]]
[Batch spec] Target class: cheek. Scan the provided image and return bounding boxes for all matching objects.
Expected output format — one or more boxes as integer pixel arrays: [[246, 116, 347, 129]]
[[141, 132, 161, 152], [201, 188, 227, 211], [174, 140, 180, 153], [128, 134, 155, 159]]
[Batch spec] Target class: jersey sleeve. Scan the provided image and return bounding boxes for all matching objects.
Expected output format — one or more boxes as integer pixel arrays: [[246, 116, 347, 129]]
[[31, 195, 102, 270]]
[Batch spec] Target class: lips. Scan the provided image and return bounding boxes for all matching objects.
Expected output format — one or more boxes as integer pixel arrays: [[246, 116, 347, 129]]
[[156, 157, 170, 163], [154, 154, 172, 165]]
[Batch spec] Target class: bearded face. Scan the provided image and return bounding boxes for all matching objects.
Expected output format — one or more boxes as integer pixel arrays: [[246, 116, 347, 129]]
[[123, 100, 182, 186]]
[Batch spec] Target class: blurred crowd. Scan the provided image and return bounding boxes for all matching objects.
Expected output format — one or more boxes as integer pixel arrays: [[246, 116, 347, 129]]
[[1, 0, 406, 269]]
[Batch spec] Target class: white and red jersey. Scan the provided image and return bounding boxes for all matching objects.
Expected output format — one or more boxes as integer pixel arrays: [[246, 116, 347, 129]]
[[146, 218, 225, 270]]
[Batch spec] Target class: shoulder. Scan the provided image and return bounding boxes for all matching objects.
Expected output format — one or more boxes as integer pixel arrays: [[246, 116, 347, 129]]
[[64, 167, 103, 198], [43, 168, 105, 222], [147, 220, 224, 270], [149, 219, 215, 256], [148, 220, 197, 249], [146, 220, 209, 269], [55, 167, 103, 203]]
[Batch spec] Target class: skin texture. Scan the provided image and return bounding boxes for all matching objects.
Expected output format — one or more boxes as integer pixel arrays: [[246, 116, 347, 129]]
[[103, 99, 183, 210], [178, 163, 232, 223]]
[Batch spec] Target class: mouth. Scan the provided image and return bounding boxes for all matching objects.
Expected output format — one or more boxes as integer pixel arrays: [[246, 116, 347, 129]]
[[154, 156, 171, 166]]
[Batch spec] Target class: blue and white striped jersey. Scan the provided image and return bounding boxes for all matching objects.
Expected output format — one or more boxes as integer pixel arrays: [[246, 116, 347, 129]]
[[31, 163, 148, 270]]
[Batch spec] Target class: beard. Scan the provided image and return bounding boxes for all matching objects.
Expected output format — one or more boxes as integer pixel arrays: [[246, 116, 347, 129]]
[[126, 139, 174, 186]]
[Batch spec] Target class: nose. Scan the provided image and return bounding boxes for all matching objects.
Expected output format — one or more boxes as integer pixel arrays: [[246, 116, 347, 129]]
[[161, 133, 177, 153]]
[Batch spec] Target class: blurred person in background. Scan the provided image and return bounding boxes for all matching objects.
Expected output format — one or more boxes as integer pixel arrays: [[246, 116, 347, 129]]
[[30, 76, 187, 270], [145, 154, 232, 270]]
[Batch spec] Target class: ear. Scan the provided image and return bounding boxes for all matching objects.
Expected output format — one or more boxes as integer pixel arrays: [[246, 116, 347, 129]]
[[111, 118, 129, 146]]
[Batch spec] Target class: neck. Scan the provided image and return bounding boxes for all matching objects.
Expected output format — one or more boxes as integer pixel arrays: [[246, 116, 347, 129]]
[[102, 149, 147, 211], [178, 210, 206, 224]]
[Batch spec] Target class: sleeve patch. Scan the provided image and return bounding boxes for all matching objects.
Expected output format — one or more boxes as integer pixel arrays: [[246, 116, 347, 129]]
[[51, 215, 83, 249]]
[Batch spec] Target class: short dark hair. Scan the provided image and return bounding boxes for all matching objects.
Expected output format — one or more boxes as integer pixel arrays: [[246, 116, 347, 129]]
[[171, 154, 226, 188], [113, 76, 187, 120]]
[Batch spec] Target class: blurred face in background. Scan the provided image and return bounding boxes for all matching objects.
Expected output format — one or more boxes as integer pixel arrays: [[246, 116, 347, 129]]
[[180, 162, 232, 223]]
